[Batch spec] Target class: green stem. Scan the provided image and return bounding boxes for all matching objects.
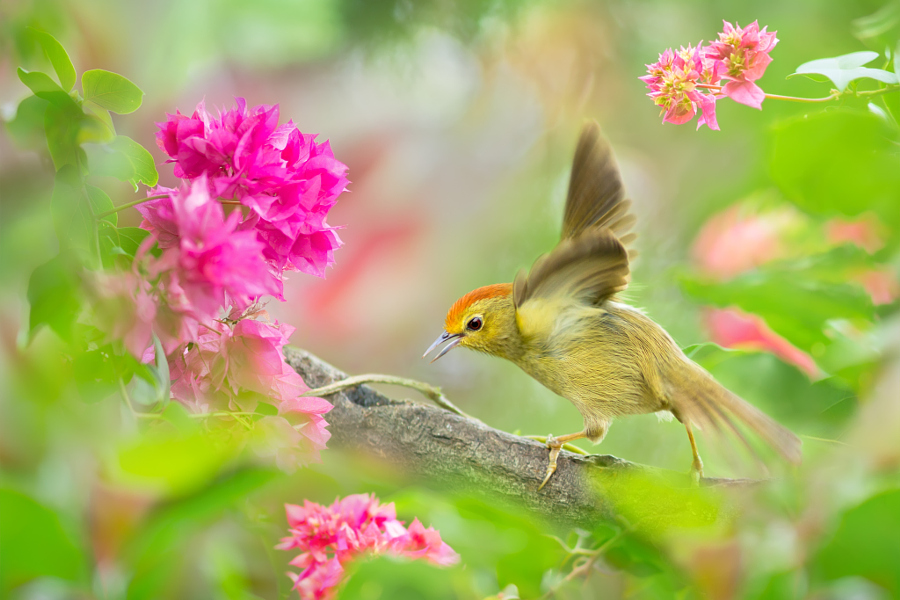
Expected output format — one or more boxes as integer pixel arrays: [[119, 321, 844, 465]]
[[695, 83, 838, 102], [117, 377, 136, 416], [696, 82, 900, 103], [96, 193, 170, 219], [857, 85, 900, 98], [301, 374, 473, 419]]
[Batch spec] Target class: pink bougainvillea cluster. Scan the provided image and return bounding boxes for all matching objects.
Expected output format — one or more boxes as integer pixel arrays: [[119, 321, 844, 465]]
[[95, 99, 348, 469], [640, 20, 778, 130], [277, 494, 459, 599]]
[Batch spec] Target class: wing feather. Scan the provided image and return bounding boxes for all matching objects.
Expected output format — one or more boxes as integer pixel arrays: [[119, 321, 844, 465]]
[[513, 227, 629, 309], [562, 121, 636, 255]]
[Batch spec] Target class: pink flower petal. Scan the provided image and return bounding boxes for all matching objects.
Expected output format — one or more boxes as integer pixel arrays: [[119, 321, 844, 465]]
[[722, 79, 766, 109]]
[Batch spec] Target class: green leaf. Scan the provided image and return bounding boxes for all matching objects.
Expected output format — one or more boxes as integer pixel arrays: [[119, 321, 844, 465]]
[[26, 254, 81, 341], [680, 247, 876, 354], [0, 488, 88, 593], [161, 402, 199, 435], [681, 272, 874, 352], [813, 488, 900, 596], [791, 51, 899, 91], [852, 2, 900, 52], [81, 69, 144, 114], [44, 101, 88, 171], [86, 135, 159, 190], [82, 99, 116, 136], [153, 334, 170, 406], [29, 28, 76, 91], [124, 468, 280, 599], [73, 347, 120, 403], [117, 226, 151, 255], [51, 165, 98, 266], [100, 226, 150, 269], [17, 67, 72, 106], [341, 556, 459, 600], [770, 110, 900, 229], [85, 184, 116, 225], [4, 94, 49, 151]]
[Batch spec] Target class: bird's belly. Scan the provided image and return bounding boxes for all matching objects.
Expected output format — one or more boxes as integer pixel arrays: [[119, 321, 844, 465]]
[[517, 352, 659, 419]]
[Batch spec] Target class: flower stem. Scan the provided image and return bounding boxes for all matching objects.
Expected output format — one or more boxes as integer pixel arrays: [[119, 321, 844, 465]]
[[695, 82, 900, 103], [95, 195, 249, 220], [301, 374, 473, 420], [96, 194, 171, 220], [118, 377, 137, 416]]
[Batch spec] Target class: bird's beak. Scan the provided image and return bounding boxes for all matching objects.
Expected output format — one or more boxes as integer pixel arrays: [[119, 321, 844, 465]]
[[423, 331, 463, 363]]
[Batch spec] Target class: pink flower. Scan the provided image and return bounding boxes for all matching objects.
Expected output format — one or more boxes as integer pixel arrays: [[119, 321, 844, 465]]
[[168, 317, 332, 469], [155, 99, 349, 282], [139, 178, 280, 325], [278, 494, 458, 599], [394, 518, 459, 566], [85, 271, 156, 357], [703, 308, 818, 377], [640, 44, 720, 130], [705, 20, 778, 109]]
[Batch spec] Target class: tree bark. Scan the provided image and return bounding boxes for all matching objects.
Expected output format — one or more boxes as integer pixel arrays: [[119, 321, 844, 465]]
[[285, 347, 756, 528]]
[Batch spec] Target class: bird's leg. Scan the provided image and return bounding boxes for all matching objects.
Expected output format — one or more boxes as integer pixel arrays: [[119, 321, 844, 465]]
[[538, 431, 587, 491], [685, 421, 704, 486]]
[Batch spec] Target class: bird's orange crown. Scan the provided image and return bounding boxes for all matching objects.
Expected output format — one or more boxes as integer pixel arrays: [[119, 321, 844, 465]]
[[445, 283, 513, 331]]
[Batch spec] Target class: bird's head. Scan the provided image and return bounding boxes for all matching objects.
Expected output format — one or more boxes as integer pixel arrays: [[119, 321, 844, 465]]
[[423, 283, 520, 362]]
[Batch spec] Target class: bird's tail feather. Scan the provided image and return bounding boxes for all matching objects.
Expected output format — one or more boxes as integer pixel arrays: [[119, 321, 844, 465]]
[[669, 360, 802, 467]]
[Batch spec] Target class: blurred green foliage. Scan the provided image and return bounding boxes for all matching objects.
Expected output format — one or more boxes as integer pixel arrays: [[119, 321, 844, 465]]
[[1, 0, 900, 599]]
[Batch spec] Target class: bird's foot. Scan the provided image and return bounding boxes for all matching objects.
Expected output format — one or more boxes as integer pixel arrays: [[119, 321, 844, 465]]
[[538, 433, 565, 491], [689, 457, 704, 487]]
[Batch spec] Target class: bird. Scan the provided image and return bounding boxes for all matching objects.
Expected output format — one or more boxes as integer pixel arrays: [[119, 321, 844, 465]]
[[423, 121, 802, 490]]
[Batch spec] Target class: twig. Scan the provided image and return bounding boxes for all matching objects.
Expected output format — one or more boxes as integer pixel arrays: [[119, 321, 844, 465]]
[[95, 194, 171, 219], [301, 373, 473, 420], [541, 529, 627, 599]]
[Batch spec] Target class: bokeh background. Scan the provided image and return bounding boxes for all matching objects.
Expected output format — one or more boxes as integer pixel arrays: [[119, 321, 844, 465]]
[[2, 0, 899, 598]]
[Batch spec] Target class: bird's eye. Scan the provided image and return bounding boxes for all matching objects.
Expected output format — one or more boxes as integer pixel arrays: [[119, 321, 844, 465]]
[[467, 317, 483, 331]]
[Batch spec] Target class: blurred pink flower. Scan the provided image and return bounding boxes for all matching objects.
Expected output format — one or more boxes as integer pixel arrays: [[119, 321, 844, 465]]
[[640, 45, 720, 130], [691, 205, 794, 278], [692, 205, 815, 374], [826, 216, 885, 254], [277, 494, 458, 599], [138, 176, 280, 328], [155, 98, 349, 283], [693, 205, 898, 375], [168, 318, 332, 468], [86, 271, 156, 357], [704, 20, 778, 109], [703, 308, 818, 376], [395, 518, 460, 566], [854, 269, 899, 306]]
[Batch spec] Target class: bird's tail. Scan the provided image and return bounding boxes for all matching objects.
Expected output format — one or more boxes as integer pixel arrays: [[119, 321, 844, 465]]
[[667, 359, 802, 467]]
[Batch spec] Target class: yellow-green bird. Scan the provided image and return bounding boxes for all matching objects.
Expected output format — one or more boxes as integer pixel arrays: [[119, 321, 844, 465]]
[[424, 122, 801, 489]]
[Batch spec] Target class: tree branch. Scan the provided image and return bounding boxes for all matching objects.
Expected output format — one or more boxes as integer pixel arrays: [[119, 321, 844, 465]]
[[285, 347, 759, 528]]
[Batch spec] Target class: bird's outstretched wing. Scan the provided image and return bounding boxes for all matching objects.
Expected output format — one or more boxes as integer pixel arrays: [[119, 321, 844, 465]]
[[561, 121, 636, 252], [513, 122, 634, 312], [513, 227, 629, 309]]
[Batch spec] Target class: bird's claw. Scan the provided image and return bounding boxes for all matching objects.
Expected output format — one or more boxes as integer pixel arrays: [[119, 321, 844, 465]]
[[538, 433, 564, 491]]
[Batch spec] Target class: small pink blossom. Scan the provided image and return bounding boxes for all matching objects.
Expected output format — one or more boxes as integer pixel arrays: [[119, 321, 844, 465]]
[[277, 494, 458, 599], [704, 20, 778, 109], [640, 44, 720, 130], [640, 20, 777, 126]]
